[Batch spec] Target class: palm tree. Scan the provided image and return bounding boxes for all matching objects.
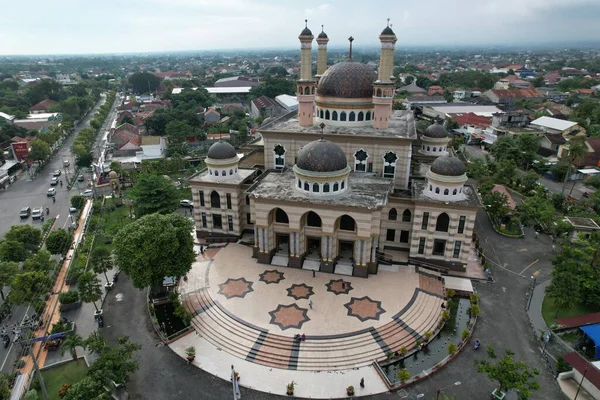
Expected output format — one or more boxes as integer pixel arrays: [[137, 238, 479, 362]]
[[91, 248, 113, 285], [561, 138, 588, 194], [77, 272, 103, 313], [61, 334, 85, 360]]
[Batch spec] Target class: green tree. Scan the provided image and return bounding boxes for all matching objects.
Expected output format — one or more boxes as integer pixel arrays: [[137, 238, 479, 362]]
[[248, 77, 295, 99], [90, 118, 101, 130], [0, 374, 11, 400], [77, 272, 103, 312], [561, 138, 588, 194], [9, 271, 52, 305], [120, 115, 134, 125], [547, 269, 581, 317], [0, 262, 19, 300], [62, 376, 108, 400], [128, 72, 161, 94], [475, 348, 540, 399], [109, 161, 123, 176], [28, 138, 51, 163], [76, 152, 94, 168], [91, 248, 113, 285], [165, 120, 192, 157], [114, 213, 195, 289], [70, 195, 85, 210], [0, 241, 27, 262], [23, 250, 54, 272], [129, 173, 179, 217], [85, 330, 109, 355], [88, 335, 141, 387], [404, 76, 414, 85], [517, 193, 555, 226], [482, 191, 510, 221], [45, 229, 72, 255], [521, 170, 541, 193], [61, 333, 86, 360], [5, 225, 42, 251]]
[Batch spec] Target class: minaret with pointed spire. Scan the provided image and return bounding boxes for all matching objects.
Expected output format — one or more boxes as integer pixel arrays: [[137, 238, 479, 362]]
[[316, 25, 329, 77], [297, 20, 316, 127], [372, 19, 398, 129]]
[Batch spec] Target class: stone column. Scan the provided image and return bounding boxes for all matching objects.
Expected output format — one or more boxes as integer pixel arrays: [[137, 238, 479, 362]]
[[354, 240, 362, 266], [371, 236, 379, 262], [290, 232, 296, 256], [321, 236, 328, 260]]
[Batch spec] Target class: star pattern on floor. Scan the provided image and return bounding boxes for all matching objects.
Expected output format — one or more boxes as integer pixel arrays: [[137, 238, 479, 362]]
[[343, 296, 386, 322], [286, 283, 315, 300], [268, 304, 310, 330], [217, 278, 254, 299], [259, 269, 285, 284], [325, 278, 353, 295]]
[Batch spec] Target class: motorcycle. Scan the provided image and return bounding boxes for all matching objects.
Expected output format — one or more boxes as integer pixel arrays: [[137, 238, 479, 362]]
[[45, 208, 49, 216], [474, 339, 481, 350]]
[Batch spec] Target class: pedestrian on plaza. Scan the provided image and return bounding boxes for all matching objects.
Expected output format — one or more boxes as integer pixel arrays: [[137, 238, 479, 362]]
[[535, 231, 539, 239], [360, 378, 364, 388], [308, 300, 313, 309], [200, 245, 204, 254], [312, 270, 315, 278], [552, 245, 556, 252], [341, 281, 346, 289]]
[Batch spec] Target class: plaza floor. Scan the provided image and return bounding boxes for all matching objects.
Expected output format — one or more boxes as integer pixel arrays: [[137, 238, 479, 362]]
[[172, 243, 446, 398]]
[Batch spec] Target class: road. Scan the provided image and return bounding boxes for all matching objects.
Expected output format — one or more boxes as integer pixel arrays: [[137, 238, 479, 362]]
[[0, 92, 119, 374]]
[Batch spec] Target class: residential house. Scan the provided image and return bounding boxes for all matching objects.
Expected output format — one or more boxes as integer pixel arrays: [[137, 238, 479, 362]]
[[153, 71, 192, 80], [452, 90, 469, 100], [405, 95, 446, 108], [13, 112, 60, 133], [482, 88, 543, 105], [275, 94, 298, 112], [427, 85, 444, 96], [530, 116, 584, 136], [514, 66, 536, 78], [29, 99, 58, 114], [250, 96, 286, 119], [449, 113, 491, 129], [398, 82, 426, 95], [221, 103, 246, 115], [203, 108, 221, 126], [544, 72, 561, 86], [109, 123, 141, 153], [571, 88, 594, 96], [135, 94, 154, 103], [214, 76, 260, 88], [116, 111, 134, 125], [539, 134, 566, 154]]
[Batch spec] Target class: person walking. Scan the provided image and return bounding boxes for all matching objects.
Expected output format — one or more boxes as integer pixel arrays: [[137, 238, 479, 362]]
[[312, 270, 315, 278], [360, 378, 364, 388], [308, 300, 313, 309]]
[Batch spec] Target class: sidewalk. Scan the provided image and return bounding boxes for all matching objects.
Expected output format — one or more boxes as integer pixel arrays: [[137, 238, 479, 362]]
[[527, 279, 550, 333]]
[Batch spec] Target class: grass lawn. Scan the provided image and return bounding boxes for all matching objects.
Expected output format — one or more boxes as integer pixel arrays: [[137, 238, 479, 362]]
[[541, 296, 600, 327], [37, 358, 88, 400]]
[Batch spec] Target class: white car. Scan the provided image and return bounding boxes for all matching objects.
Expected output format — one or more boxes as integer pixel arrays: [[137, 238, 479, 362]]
[[50, 177, 59, 186], [80, 189, 93, 197], [31, 207, 43, 220], [52, 170, 61, 177], [47, 188, 56, 197], [180, 200, 193, 208]]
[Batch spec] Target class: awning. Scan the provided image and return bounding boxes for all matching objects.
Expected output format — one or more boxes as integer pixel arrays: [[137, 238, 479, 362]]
[[578, 168, 600, 175], [581, 323, 600, 358], [443, 276, 474, 293]]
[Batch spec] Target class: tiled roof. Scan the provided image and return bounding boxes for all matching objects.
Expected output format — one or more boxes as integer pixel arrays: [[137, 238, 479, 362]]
[[449, 113, 491, 129], [492, 88, 542, 99], [544, 134, 566, 145], [29, 99, 57, 112], [251, 96, 280, 110]]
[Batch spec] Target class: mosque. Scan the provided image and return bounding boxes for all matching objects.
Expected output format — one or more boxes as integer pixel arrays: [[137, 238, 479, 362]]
[[190, 21, 480, 278]]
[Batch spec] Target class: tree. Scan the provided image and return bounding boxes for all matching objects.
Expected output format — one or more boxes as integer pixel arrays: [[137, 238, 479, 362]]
[[404, 76, 414, 85], [120, 115, 134, 125], [85, 330, 109, 355], [23, 250, 54, 272], [91, 248, 113, 285], [88, 335, 141, 386], [77, 272, 103, 312], [129, 173, 179, 217], [521, 170, 541, 193], [114, 213, 195, 289], [165, 120, 192, 157], [128, 72, 161, 94], [415, 76, 431, 89], [475, 348, 540, 399], [517, 193, 555, 226], [76, 152, 94, 168], [546, 270, 581, 317], [248, 77, 295, 99], [62, 376, 108, 400], [46, 229, 72, 255], [0, 262, 19, 300], [90, 119, 101, 130], [9, 271, 52, 305], [5, 225, 42, 251], [482, 191, 510, 221], [0, 241, 27, 262], [70, 195, 85, 210], [561, 138, 588, 194], [61, 333, 85, 360], [28, 138, 51, 163], [0, 374, 11, 400], [109, 161, 123, 176]]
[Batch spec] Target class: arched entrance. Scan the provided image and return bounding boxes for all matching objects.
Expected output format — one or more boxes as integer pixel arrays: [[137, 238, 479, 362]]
[[268, 208, 290, 266]]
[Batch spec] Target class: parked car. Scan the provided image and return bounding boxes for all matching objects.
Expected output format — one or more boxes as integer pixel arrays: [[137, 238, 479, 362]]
[[47, 188, 56, 197], [180, 200, 193, 208], [19, 207, 31, 219], [31, 207, 43, 220], [50, 177, 59, 186], [52, 170, 61, 177], [77, 175, 85, 182], [80, 189, 93, 197], [63, 160, 70, 167]]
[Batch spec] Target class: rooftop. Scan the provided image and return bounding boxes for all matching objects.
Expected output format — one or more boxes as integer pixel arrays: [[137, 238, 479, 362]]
[[565, 216, 600, 230], [249, 170, 392, 209], [259, 110, 417, 140], [531, 116, 578, 131], [412, 179, 480, 207], [190, 168, 255, 186], [171, 87, 253, 95], [424, 104, 503, 118]]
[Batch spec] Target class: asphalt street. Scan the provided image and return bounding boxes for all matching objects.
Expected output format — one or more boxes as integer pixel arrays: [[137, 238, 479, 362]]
[[0, 92, 119, 375]]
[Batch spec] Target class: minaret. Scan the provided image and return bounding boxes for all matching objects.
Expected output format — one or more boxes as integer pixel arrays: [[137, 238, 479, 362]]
[[297, 20, 316, 127], [316, 25, 329, 77], [372, 19, 397, 129]]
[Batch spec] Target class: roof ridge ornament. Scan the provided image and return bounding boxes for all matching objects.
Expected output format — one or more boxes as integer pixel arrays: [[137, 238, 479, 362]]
[[348, 36, 354, 59]]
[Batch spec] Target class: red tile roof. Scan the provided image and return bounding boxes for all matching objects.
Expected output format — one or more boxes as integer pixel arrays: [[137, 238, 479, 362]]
[[557, 312, 600, 329], [563, 352, 600, 390], [491, 88, 542, 99], [449, 113, 491, 129], [492, 184, 516, 210], [29, 99, 58, 112]]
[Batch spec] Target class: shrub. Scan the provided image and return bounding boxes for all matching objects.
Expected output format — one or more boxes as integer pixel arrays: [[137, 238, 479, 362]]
[[424, 331, 433, 341], [24, 390, 38, 400], [470, 293, 480, 304], [399, 346, 407, 356], [448, 343, 457, 354], [469, 304, 481, 317], [50, 320, 72, 334], [442, 310, 451, 321], [397, 368, 411, 383], [446, 289, 456, 299], [15, 359, 25, 369], [461, 328, 470, 341], [58, 384, 72, 398], [58, 291, 80, 304]]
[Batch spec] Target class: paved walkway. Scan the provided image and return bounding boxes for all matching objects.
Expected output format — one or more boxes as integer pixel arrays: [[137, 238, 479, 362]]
[[528, 279, 550, 333]]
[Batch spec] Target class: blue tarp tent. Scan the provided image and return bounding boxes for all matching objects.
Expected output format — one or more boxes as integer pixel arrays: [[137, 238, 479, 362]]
[[580, 323, 600, 359]]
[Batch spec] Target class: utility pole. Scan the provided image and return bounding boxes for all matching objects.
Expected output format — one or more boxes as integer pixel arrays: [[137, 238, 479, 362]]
[[31, 344, 49, 400]]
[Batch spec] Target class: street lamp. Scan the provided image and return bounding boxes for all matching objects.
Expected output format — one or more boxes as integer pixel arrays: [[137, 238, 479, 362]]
[[436, 381, 461, 400]]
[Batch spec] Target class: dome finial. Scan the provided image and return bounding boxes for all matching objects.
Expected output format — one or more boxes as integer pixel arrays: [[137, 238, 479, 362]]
[[348, 36, 354, 59], [319, 122, 325, 141], [305, 19, 308, 28], [321, 24, 324, 32], [387, 18, 390, 27]]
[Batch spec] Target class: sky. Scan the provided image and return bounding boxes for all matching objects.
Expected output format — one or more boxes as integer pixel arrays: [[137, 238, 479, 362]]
[[1, 0, 600, 55]]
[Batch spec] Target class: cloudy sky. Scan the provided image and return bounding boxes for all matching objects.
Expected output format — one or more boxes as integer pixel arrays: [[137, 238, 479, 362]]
[[1, 0, 599, 55]]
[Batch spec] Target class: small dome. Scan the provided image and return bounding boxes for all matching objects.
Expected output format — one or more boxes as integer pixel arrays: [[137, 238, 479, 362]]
[[207, 141, 237, 160], [423, 123, 449, 138], [296, 139, 347, 173], [381, 26, 395, 36], [317, 60, 377, 99], [430, 156, 466, 177], [318, 30, 328, 39], [300, 27, 313, 36]]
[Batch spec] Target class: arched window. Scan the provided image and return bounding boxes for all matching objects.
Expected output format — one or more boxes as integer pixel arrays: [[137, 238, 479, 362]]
[[215, 170, 219, 176], [222, 170, 226, 176], [229, 169, 233, 175], [323, 183, 330, 193], [210, 191, 221, 208], [402, 209, 412, 222], [435, 187, 440, 194], [429, 185, 432, 191], [313, 183, 320, 193], [304, 182, 309, 191], [349, 111, 356, 121], [340, 112, 347, 121], [333, 182, 339, 191], [275, 208, 289, 223], [319, 109, 324, 118], [436, 213, 450, 232], [354, 149, 368, 172], [209, 170, 213, 175], [433, 147, 437, 152], [444, 189, 449, 195], [427, 146, 431, 151], [341, 180, 345, 189], [273, 144, 285, 169], [325, 110, 330, 120], [339, 215, 356, 231], [366, 111, 371, 121], [453, 188, 457, 195], [358, 111, 364, 121], [376, 88, 382, 97], [388, 208, 397, 220], [383, 152, 397, 179], [306, 211, 322, 227], [298, 180, 302, 188], [332, 111, 338, 121], [304, 86, 310, 95]]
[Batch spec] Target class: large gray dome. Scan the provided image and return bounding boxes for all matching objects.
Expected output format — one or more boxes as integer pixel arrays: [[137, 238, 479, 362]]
[[296, 139, 347, 173], [423, 123, 449, 138], [317, 60, 377, 99], [207, 141, 237, 160], [430, 156, 466, 177]]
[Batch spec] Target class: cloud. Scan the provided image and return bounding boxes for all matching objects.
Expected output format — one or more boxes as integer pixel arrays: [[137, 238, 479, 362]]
[[305, 3, 332, 16]]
